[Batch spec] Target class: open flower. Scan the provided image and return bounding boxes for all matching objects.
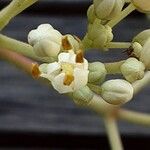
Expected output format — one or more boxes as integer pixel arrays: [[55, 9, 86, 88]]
[[39, 50, 89, 93]]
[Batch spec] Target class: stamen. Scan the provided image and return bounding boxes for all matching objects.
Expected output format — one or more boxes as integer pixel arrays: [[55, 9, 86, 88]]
[[63, 74, 74, 86], [62, 36, 72, 50], [32, 63, 41, 79], [76, 49, 84, 63]]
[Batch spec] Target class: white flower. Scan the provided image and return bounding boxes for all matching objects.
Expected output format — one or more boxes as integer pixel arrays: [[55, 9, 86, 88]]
[[101, 79, 134, 105], [39, 50, 89, 94], [28, 24, 62, 57]]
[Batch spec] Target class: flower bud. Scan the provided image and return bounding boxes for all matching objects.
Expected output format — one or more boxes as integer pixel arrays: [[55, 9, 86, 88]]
[[131, 0, 150, 13], [121, 58, 145, 83], [87, 5, 96, 24], [88, 62, 107, 83], [133, 29, 150, 46], [73, 86, 94, 106], [93, 0, 125, 20], [33, 39, 61, 57], [62, 34, 80, 52], [131, 42, 142, 58], [140, 37, 150, 70], [101, 79, 133, 105], [28, 24, 62, 57], [87, 19, 113, 49]]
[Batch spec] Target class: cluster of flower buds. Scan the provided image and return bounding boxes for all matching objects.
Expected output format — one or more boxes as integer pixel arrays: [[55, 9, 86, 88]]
[[83, 0, 127, 50], [28, 0, 150, 107], [27, 21, 135, 106]]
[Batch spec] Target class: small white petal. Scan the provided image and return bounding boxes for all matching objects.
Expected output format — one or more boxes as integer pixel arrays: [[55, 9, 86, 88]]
[[47, 62, 61, 74], [73, 68, 89, 91], [58, 52, 71, 63], [28, 29, 41, 46], [52, 73, 73, 93], [37, 24, 54, 31]]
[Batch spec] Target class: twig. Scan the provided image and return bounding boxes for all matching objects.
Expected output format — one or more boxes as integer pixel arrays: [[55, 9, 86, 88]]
[[0, 34, 51, 62], [107, 3, 136, 28], [0, 48, 39, 77], [104, 116, 123, 150], [0, 0, 38, 30]]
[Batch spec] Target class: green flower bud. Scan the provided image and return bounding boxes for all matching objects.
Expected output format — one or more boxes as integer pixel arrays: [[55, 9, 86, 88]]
[[73, 86, 94, 106], [121, 58, 145, 83], [101, 79, 133, 105], [131, 42, 142, 58], [87, 5, 96, 24], [93, 0, 125, 20], [140, 37, 150, 70], [87, 19, 113, 49], [133, 29, 150, 46], [131, 0, 150, 13], [88, 62, 107, 83]]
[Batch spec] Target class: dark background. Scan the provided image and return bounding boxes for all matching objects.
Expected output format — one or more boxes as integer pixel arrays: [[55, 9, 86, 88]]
[[0, 0, 150, 149]]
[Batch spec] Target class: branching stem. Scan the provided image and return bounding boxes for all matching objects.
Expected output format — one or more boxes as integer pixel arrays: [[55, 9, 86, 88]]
[[107, 3, 136, 28]]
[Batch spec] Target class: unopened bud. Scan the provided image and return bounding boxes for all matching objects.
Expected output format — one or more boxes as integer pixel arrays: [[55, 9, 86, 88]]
[[28, 24, 62, 57], [87, 5, 96, 24], [121, 58, 145, 83], [93, 0, 125, 20], [101, 79, 133, 105], [131, 0, 150, 13], [133, 29, 150, 46], [140, 38, 150, 70], [73, 86, 94, 106], [88, 62, 107, 83], [87, 19, 113, 49]]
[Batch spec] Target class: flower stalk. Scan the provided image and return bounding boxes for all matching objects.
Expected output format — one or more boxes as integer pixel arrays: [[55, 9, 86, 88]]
[[0, 0, 38, 30], [107, 3, 136, 28], [104, 116, 123, 150]]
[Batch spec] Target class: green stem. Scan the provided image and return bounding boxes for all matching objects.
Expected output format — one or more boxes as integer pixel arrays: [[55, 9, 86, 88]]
[[0, 0, 38, 30], [107, 3, 136, 28], [118, 109, 150, 126], [132, 71, 150, 94], [0, 34, 51, 62], [87, 83, 102, 95], [106, 42, 131, 49], [104, 60, 125, 74], [104, 117, 123, 150]]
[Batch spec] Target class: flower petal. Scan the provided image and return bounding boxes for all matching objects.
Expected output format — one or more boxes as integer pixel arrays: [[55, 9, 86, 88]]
[[73, 68, 89, 91], [47, 62, 61, 74], [52, 73, 73, 93]]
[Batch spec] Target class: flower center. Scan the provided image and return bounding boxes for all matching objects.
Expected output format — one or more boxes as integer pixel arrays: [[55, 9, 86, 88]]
[[61, 63, 74, 86]]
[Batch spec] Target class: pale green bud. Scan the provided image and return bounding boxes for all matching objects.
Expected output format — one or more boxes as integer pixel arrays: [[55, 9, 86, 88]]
[[131, 42, 142, 58], [121, 58, 145, 83], [87, 19, 113, 49], [131, 0, 150, 13], [33, 39, 60, 57], [93, 0, 125, 20], [133, 29, 150, 46], [101, 79, 133, 105], [88, 62, 107, 83], [87, 5, 96, 24], [140, 38, 150, 70], [73, 86, 94, 106]]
